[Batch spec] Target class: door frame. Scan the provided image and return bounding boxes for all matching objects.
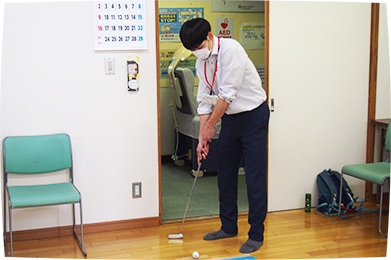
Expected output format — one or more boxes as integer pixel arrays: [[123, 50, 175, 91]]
[[155, 1, 379, 222], [365, 3, 380, 202]]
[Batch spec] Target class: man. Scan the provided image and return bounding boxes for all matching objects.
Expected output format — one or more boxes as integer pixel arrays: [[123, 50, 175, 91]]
[[179, 18, 270, 253]]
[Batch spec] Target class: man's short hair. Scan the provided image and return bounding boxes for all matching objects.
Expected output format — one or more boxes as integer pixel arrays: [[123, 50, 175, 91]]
[[179, 18, 211, 50]]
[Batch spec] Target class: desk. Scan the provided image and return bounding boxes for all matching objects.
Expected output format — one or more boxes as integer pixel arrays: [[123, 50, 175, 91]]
[[370, 118, 390, 203], [371, 118, 391, 129]]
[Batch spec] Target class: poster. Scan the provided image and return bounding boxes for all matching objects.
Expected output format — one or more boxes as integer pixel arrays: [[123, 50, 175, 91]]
[[255, 65, 265, 86], [93, 1, 147, 51], [159, 50, 196, 79], [159, 8, 204, 42], [127, 57, 139, 91], [240, 23, 265, 50], [216, 18, 233, 38]]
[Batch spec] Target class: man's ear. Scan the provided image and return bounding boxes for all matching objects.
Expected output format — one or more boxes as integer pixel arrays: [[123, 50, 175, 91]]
[[207, 31, 213, 40]]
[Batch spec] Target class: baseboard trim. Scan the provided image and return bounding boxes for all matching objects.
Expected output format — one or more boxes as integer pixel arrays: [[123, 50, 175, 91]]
[[370, 191, 389, 205], [6, 216, 160, 242]]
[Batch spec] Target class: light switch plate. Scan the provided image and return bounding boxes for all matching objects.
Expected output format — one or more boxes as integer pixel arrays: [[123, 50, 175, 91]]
[[105, 57, 115, 75]]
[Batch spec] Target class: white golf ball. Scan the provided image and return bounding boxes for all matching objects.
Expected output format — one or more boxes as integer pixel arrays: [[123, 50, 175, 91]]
[[192, 251, 199, 259]]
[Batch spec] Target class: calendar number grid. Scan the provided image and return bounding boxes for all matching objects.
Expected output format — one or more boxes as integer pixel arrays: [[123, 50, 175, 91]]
[[93, 1, 147, 51]]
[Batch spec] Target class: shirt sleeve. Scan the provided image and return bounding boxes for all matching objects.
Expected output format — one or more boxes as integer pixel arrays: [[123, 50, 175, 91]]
[[217, 40, 247, 104], [196, 62, 214, 115]]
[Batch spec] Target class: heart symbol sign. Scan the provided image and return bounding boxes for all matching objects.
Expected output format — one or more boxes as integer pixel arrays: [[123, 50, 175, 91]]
[[221, 22, 228, 29]]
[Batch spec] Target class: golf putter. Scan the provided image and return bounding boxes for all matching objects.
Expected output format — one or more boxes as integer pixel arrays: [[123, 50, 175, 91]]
[[168, 161, 203, 239]]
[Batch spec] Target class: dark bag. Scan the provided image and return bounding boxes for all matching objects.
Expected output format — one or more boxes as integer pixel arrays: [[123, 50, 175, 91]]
[[315, 169, 363, 216]]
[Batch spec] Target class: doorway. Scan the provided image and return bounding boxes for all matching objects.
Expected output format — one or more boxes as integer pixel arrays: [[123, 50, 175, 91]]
[[157, 0, 266, 221]]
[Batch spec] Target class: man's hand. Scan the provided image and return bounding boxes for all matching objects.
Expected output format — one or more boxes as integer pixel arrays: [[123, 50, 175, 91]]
[[202, 124, 215, 143], [197, 98, 229, 165], [196, 137, 208, 165]]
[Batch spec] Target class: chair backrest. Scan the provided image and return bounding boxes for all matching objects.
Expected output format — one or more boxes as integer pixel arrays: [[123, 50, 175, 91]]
[[168, 47, 193, 112], [174, 67, 198, 116], [3, 134, 72, 174]]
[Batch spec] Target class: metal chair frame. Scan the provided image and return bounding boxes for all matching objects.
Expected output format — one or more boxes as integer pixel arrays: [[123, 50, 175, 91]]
[[2, 134, 87, 257], [338, 122, 390, 237], [338, 172, 389, 237]]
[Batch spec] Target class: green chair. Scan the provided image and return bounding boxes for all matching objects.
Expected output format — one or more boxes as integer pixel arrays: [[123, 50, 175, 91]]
[[2, 133, 87, 256], [338, 122, 390, 237]]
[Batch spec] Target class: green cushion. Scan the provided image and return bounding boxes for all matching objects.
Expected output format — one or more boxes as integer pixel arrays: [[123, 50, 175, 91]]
[[342, 162, 390, 185], [8, 183, 80, 209]]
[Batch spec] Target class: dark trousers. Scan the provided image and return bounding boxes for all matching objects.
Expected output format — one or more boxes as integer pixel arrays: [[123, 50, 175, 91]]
[[217, 102, 269, 242]]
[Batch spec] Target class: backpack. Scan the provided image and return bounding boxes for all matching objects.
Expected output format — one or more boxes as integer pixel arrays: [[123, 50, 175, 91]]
[[315, 169, 364, 216]]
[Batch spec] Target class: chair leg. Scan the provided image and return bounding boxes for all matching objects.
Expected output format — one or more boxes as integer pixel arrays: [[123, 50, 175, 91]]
[[3, 189, 8, 257], [72, 201, 87, 256], [3, 190, 14, 260], [338, 172, 344, 216], [79, 201, 87, 256], [388, 179, 391, 210], [378, 183, 388, 237], [8, 202, 13, 257]]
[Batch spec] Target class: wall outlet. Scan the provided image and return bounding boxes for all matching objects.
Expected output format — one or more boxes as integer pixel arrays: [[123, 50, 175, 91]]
[[133, 182, 142, 198]]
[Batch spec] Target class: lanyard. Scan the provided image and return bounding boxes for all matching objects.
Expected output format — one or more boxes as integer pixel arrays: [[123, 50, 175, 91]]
[[204, 37, 220, 93]]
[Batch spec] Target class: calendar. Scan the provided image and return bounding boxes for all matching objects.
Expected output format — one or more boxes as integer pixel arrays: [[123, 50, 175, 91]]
[[93, 1, 147, 51]]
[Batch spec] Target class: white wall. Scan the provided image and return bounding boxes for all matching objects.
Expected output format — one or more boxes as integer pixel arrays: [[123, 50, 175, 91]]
[[1, 1, 159, 231], [377, 3, 391, 119], [268, 1, 378, 211]]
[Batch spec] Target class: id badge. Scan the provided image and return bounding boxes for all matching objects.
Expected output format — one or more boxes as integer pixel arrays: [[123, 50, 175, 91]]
[[202, 94, 218, 105]]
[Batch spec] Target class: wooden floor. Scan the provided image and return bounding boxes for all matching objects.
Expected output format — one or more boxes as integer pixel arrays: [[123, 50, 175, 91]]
[[8, 205, 389, 259]]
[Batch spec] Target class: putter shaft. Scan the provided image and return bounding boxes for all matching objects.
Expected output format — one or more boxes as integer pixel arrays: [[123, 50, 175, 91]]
[[179, 162, 202, 234]]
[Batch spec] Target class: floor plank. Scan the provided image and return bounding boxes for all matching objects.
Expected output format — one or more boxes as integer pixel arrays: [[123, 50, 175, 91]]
[[7, 205, 388, 259]]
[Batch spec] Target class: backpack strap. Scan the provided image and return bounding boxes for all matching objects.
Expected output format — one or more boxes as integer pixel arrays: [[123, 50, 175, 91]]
[[332, 171, 378, 212], [331, 170, 357, 210], [315, 203, 341, 216], [354, 196, 378, 212]]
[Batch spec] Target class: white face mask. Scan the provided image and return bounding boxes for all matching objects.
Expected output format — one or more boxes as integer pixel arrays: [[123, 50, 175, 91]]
[[192, 46, 211, 60], [192, 39, 211, 60]]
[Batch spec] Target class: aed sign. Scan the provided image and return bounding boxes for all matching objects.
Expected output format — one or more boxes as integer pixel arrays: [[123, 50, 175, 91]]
[[216, 18, 233, 38]]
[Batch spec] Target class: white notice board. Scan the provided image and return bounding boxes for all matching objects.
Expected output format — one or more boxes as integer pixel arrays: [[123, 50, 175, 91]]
[[211, 0, 265, 12], [93, 1, 147, 51], [240, 23, 264, 50]]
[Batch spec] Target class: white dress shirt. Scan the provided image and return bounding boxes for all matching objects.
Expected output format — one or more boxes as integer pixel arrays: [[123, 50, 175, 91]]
[[196, 36, 267, 115]]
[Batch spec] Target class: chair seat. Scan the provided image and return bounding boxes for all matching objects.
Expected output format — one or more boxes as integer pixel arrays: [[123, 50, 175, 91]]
[[8, 182, 80, 209], [342, 162, 390, 185]]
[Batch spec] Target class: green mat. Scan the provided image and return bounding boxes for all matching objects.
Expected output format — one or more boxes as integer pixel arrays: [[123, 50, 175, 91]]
[[162, 162, 249, 220]]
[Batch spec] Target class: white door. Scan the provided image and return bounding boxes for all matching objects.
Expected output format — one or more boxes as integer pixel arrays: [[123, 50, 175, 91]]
[[268, 1, 372, 211], [376, 4, 391, 120]]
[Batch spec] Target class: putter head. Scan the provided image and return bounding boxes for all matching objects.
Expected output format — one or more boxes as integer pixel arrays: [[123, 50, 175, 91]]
[[168, 233, 184, 239]]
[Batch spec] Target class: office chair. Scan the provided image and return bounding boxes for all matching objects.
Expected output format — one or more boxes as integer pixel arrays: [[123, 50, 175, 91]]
[[338, 122, 390, 237], [168, 47, 221, 175], [2, 133, 87, 256]]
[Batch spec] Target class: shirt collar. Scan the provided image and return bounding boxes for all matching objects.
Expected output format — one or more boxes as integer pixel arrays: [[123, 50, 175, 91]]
[[210, 35, 219, 56]]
